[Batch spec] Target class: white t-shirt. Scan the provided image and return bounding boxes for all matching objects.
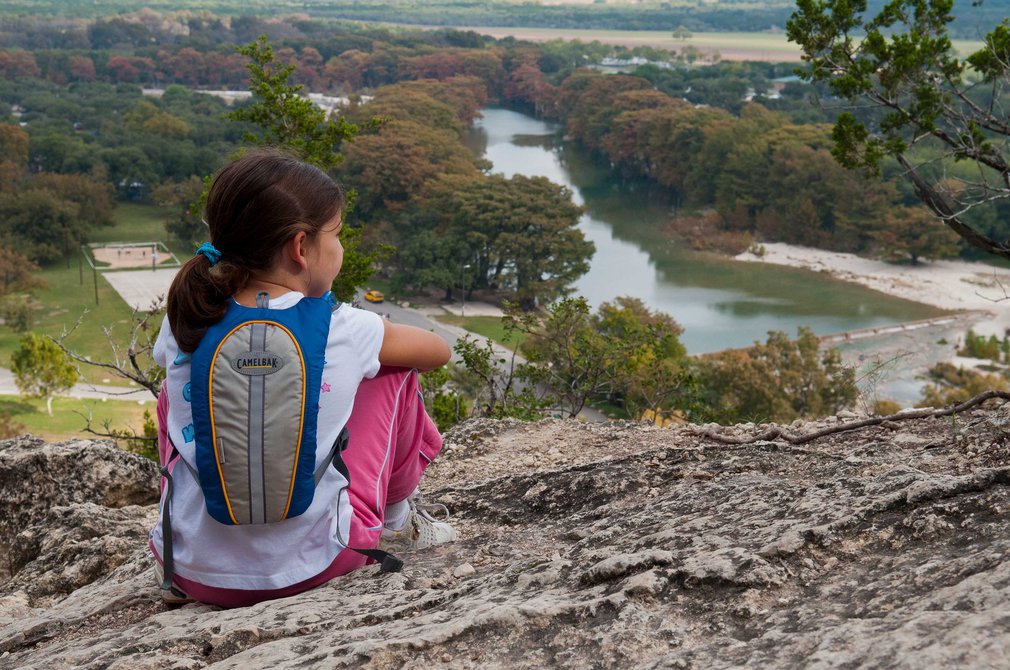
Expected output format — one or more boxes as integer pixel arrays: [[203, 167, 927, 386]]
[[150, 292, 384, 590]]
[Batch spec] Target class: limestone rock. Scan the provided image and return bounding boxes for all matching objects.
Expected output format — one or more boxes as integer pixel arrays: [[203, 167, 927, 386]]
[[3, 411, 1010, 668]]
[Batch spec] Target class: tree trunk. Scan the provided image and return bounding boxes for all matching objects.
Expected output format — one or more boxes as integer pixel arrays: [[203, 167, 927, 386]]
[[46, 395, 53, 417]]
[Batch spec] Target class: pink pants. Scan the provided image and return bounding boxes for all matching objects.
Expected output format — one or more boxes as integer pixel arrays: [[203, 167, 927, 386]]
[[154, 366, 442, 608]]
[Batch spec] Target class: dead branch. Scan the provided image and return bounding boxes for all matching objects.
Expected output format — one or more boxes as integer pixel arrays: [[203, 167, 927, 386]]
[[692, 389, 1010, 446], [51, 299, 165, 399], [73, 408, 156, 446]]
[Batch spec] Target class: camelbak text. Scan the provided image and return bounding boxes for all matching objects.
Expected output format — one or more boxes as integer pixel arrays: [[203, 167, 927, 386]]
[[231, 351, 284, 375]]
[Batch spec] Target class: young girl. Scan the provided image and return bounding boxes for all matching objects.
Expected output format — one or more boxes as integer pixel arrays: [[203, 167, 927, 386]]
[[150, 149, 454, 608]]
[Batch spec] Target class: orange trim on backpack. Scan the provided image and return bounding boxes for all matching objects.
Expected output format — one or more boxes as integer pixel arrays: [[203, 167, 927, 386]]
[[208, 320, 306, 525]]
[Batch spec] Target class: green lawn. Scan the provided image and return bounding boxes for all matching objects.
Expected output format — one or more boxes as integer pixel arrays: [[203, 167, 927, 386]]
[[1, 203, 175, 387], [434, 314, 523, 351], [100, 202, 192, 257], [0, 393, 153, 444]]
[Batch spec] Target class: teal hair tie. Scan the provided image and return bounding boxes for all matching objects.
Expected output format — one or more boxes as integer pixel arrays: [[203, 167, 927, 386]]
[[196, 242, 221, 267]]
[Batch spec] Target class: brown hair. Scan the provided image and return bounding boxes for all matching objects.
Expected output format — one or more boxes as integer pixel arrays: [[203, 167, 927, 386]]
[[167, 148, 345, 352]]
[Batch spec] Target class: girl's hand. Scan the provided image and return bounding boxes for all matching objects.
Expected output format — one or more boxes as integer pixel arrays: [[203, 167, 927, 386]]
[[378, 321, 451, 371]]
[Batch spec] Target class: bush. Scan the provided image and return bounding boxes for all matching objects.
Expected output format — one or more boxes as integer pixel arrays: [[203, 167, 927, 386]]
[[0, 412, 25, 440], [958, 329, 1005, 362], [919, 362, 1010, 407], [0, 297, 33, 333], [696, 327, 858, 424]]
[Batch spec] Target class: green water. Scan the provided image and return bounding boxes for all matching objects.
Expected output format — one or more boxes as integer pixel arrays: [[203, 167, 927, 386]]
[[466, 108, 945, 354]]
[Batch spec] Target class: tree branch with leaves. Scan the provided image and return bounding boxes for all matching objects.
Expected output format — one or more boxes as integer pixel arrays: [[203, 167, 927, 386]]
[[787, 0, 1010, 260]]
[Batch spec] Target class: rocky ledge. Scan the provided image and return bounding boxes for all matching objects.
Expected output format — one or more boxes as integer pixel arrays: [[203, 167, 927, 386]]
[[3, 407, 1010, 669]]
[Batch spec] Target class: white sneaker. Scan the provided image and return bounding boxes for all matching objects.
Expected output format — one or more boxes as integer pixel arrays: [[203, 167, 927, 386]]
[[378, 495, 458, 552]]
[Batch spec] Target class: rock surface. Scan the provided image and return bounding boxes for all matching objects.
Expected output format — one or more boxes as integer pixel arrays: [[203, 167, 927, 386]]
[[3, 408, 1010, 668]]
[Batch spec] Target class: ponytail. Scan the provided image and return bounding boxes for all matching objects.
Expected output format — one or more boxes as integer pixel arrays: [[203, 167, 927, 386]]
[[167, 254, 250, 353], [166, 148, 345, 353]]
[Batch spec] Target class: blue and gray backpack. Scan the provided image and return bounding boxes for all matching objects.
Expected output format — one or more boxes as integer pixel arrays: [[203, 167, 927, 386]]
[[158, 293, 401, 596]]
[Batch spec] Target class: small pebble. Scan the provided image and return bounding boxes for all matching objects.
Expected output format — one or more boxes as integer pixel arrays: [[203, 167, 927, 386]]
[[453, 563, 476, 579]]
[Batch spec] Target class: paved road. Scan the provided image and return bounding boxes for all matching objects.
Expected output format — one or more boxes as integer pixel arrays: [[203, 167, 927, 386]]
[[356, 294, 609, 422], [0, 365, 153, 401]]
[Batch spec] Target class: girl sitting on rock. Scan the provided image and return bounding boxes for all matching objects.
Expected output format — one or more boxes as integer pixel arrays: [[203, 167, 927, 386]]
[[151, 149, 455, 607]]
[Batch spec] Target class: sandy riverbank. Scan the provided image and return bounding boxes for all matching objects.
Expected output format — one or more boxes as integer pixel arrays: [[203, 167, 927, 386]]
[[736, 242, 1010, 338]]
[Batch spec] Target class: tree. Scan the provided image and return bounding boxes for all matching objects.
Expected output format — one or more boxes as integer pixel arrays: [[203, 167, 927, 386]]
[[672, 25, 693, 41], [0, 190, 75, 263], [228, 36, 385, 302], [421, 173, 593, 309], [502, 297, 695, 420], [0, 248, 43, 296], [452, 333, 549, 421], [919, 362, 1010, 408], [787, 0, 1010, 260], [508, 297, 612, 417], [697, 328, 857, 423], [11, 332, 79, 416], [152, 176, 208, 246], [593, 297, 695, 421], [229, 36, 357, 172], [875, 205, 961, 265], [67, 55, 96, 82]]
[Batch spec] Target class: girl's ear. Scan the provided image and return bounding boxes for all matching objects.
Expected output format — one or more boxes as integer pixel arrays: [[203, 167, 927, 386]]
[[286, 231, 309, 271]]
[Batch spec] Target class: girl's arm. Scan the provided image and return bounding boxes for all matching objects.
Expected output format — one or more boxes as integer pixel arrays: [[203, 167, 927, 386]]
[[378, 320, 451, 371]]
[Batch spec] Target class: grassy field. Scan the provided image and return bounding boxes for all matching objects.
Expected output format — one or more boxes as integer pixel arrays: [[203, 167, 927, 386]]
[[434, 314, 523, 351], [100, 202, 189, 257], [0, 203, 176, 387], [0, 393, 153, 444], [438, 26, 985, 62]]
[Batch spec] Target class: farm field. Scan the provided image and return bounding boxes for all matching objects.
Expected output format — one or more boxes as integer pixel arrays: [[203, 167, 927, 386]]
[[443, 26, 985, 62]]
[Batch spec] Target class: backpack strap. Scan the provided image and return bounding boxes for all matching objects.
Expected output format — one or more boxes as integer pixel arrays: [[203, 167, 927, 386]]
[[161, 429, 402, 594], [158, 442, 180, 593], [324, 428, 404, 573]]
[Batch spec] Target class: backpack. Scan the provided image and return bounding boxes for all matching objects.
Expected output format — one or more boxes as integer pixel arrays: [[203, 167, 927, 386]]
[[157, 292, 401, 597]]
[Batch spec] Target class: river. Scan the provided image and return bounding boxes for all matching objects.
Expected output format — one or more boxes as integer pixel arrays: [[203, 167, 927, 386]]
[[464, 108, 945, 356]]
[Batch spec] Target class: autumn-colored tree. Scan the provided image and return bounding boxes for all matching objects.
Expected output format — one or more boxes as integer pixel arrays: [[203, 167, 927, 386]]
[[340, 120, 478, 217], [322, 50, 365, 92], [387, 77, 488, 126], [106, 55, 141, 83], [0, 50, 40, 79], [919, 363, 1010, 408], [67, 55, 96, 82], [352, 86, 466, 136], [560, 72, 651, 148], [458, 51, 506, 96], [502, 62, 559, 117], [874, 206, 961, 265], [0, 248, 43, 296], [698, 328, 857, 423], [402, 51, 466, 81], [161, 47, 206, 85]]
